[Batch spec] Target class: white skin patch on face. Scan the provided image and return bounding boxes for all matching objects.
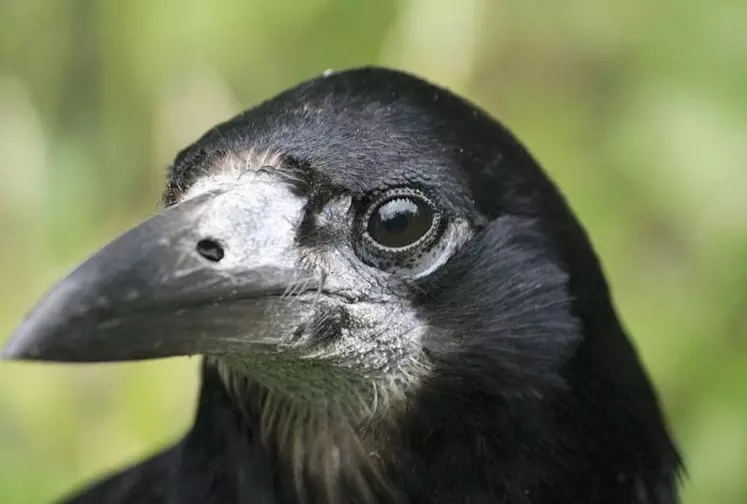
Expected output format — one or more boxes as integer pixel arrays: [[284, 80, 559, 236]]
[[179, 158, 433, 385], [179, 150, 443, 394]]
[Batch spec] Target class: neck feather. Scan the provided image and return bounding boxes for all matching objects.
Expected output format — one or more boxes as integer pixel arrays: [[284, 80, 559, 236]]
[[209, 355, 412, 503]]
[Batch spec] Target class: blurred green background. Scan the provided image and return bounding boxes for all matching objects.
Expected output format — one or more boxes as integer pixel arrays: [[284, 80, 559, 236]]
[[0, 1, 745, 503]]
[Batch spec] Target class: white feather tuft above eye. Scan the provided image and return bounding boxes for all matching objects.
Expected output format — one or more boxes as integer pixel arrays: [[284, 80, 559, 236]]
[[181, 148, 285, 201]]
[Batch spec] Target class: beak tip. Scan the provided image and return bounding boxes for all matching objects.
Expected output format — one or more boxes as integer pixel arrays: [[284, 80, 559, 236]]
[[2, 325, 36, 361], [1, 338, 28, 361], [2, 316, 59, 362]]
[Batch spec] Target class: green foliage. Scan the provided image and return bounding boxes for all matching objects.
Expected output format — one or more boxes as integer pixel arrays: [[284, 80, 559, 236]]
[[0, 1, 744, 502]]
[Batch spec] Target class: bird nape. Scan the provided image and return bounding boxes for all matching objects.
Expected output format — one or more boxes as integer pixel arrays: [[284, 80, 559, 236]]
[[2, 67, 681, 504]]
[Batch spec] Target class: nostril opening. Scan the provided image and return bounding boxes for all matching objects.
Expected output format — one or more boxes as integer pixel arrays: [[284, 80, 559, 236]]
[[196, 239, 225, 262]]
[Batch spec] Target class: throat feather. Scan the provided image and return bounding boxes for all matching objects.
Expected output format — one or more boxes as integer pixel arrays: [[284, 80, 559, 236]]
[[210, 355, 419, 504]]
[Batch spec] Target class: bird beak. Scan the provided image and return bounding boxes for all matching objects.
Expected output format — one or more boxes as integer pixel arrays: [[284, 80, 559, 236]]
[[1, 184, 317, 363]]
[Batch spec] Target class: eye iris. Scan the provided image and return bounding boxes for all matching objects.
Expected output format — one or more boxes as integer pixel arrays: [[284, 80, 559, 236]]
[[368, 197, 433, 248]]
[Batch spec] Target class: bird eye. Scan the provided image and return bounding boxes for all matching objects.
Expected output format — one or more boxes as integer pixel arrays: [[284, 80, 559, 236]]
[[356, 188, 445, 275], [368, 196, 434, 249]]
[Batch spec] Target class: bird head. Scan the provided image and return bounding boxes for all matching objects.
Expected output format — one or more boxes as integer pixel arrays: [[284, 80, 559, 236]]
[[2, 67, 680, 502]]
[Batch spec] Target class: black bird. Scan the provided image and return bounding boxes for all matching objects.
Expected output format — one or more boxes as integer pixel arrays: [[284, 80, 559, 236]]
[[2, 67, 681, 504]]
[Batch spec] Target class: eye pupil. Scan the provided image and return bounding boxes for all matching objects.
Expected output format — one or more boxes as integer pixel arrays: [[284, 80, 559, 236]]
[[368, 196, 434, 249], [382, 212, 410, 234]]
